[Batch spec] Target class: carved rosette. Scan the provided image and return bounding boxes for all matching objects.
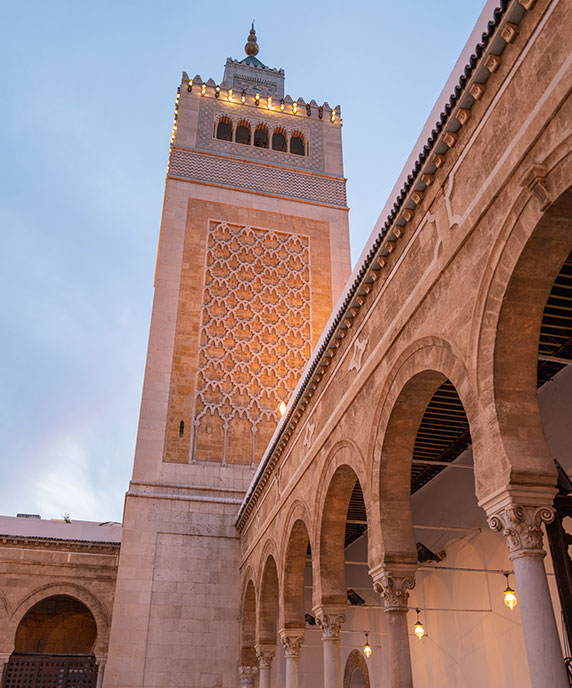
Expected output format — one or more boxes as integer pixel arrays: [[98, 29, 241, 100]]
[[316, 612, 346, 640], [255, 646, 275, 669], [280, 632, 305, 658], [238, 665, 257, 687], [373, 572, 415, 612], [488, 503, 555, 560]]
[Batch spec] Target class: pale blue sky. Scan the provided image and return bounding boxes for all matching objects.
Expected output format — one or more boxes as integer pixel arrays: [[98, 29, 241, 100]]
[[0, 1, 485, 522]]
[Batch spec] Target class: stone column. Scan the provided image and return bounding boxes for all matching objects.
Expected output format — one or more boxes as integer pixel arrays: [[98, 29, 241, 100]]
[[372, 566, 416, 688], [314, 607, 346, 688], [0, 653, 11, 683], [95, 657, 107, 688], [279, 629, 305, 688], [486, 493, 569, 688], [256, 645, 275, 688], [238, 665, 257, 688]]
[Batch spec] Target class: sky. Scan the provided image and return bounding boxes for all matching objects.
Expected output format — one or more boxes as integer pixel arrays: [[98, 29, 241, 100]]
[[0, 0, 486, 523]]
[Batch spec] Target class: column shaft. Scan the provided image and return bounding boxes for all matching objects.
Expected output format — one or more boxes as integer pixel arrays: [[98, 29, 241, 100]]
[[487, 497, 568, 688], [323, 637, 341, 688], [371, 567, 416, 688], [284, 655, 299, 688], [386, 610, 413, 688], [513, 554, 568, 688]]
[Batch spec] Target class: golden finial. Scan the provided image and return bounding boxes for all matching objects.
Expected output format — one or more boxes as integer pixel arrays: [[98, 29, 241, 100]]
[[245, 21, 259, 57]]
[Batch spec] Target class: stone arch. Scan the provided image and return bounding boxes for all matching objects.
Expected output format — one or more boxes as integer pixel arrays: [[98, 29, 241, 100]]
[[215, 114, 233, 141], [475, 153, 572, 496], [14, 595, 97, 654], [281, 500, 313, 629], [272, 126, 287, 152], [290, 130, 305, 156], [343, 649, 370, 688], [235, 119, 251, 145], [9, 582, 110, 656], [314, 440, 372, 607], [240, 578, 257, 667], [369, 337, 478, 566], [254, 123, 269, 149], [257, 554, 279, 645]]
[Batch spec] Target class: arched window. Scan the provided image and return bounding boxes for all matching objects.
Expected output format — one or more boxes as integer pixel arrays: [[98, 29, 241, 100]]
[[272, 127, 287, 152], [290, 131, 305, 156], [235, 120, 251, 145], [216, 116, 233, 141], [253, 124, 269, 149]]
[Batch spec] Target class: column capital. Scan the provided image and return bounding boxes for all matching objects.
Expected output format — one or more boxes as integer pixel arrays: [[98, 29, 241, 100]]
[[238, 665, 257, 687], [279, 628, 305, 658], [255, 644, 275, 668], [487, 502, 554, 559], [313, 605, 346, 639], [0, 652, 11, 664], [371, 564, 416, 612], [480, 486, 556, 559]]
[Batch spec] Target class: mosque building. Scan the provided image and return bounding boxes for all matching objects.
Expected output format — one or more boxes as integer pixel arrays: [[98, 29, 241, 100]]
[[1, 1, 572, 687]]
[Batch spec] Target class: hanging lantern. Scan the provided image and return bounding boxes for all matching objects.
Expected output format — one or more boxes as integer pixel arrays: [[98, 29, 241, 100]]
[[503, 573, 518, 610], [363, 632, 372, 658], [414, 609, 425, 639]]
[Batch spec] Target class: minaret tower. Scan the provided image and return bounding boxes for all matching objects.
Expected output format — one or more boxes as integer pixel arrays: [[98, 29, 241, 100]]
[[104, 27, 350, 688]]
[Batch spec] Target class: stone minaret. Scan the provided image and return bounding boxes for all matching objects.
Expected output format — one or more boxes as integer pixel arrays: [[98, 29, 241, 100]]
[[104, 26, 350, 688]]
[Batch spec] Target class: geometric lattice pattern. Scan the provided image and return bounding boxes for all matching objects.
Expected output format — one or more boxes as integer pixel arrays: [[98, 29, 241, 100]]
[[192, 221, 311, 465], [3, 656, 97, 688], [170, 149, 347, 207]]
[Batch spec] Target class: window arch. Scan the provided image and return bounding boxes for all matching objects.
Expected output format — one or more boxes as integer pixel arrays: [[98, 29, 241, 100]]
[[290, 130, 306, 156], [235, 120, 251, 145], [272, 127, 287, 152], [215, 115, 233, 142], [254, 124, 269, 149]]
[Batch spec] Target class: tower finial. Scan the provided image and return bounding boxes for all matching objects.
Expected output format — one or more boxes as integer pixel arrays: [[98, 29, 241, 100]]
[[245, 22, 259, 57]]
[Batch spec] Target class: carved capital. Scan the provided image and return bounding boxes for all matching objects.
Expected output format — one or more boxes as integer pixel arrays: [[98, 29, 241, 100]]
[[238, 665, 257, 687], [314, 610, 346, 639], [279, 629, 305, 658], [0, 652, 11, 666], [255, 645, 275, 669], [488, 502, 554, 559], [372, 570, 415, 612]]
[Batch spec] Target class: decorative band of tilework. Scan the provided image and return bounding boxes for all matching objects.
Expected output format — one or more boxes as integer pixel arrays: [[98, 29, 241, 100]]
[[169, 149, 347, 207]]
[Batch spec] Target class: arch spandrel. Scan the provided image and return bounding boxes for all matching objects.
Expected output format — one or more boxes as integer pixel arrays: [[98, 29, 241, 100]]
[[475, 152, 572, 497], [369, 337, 479, 567]]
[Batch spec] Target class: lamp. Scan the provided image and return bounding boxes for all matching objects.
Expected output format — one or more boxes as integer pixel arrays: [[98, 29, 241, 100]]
[[363, 632, 372, 658], [215, 85, 220, 98], [241, 91, 246, 103], [414, 609, 425, 639], [228, 88, 233, 102], [279, 401, 286, 416], [503, 573, 518, 610], [201, 83, 206, 96], [267, 95, 273, 109]]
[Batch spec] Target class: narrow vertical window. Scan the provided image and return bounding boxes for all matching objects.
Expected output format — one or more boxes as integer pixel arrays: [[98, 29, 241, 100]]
[[179, 421, 185, 438]]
